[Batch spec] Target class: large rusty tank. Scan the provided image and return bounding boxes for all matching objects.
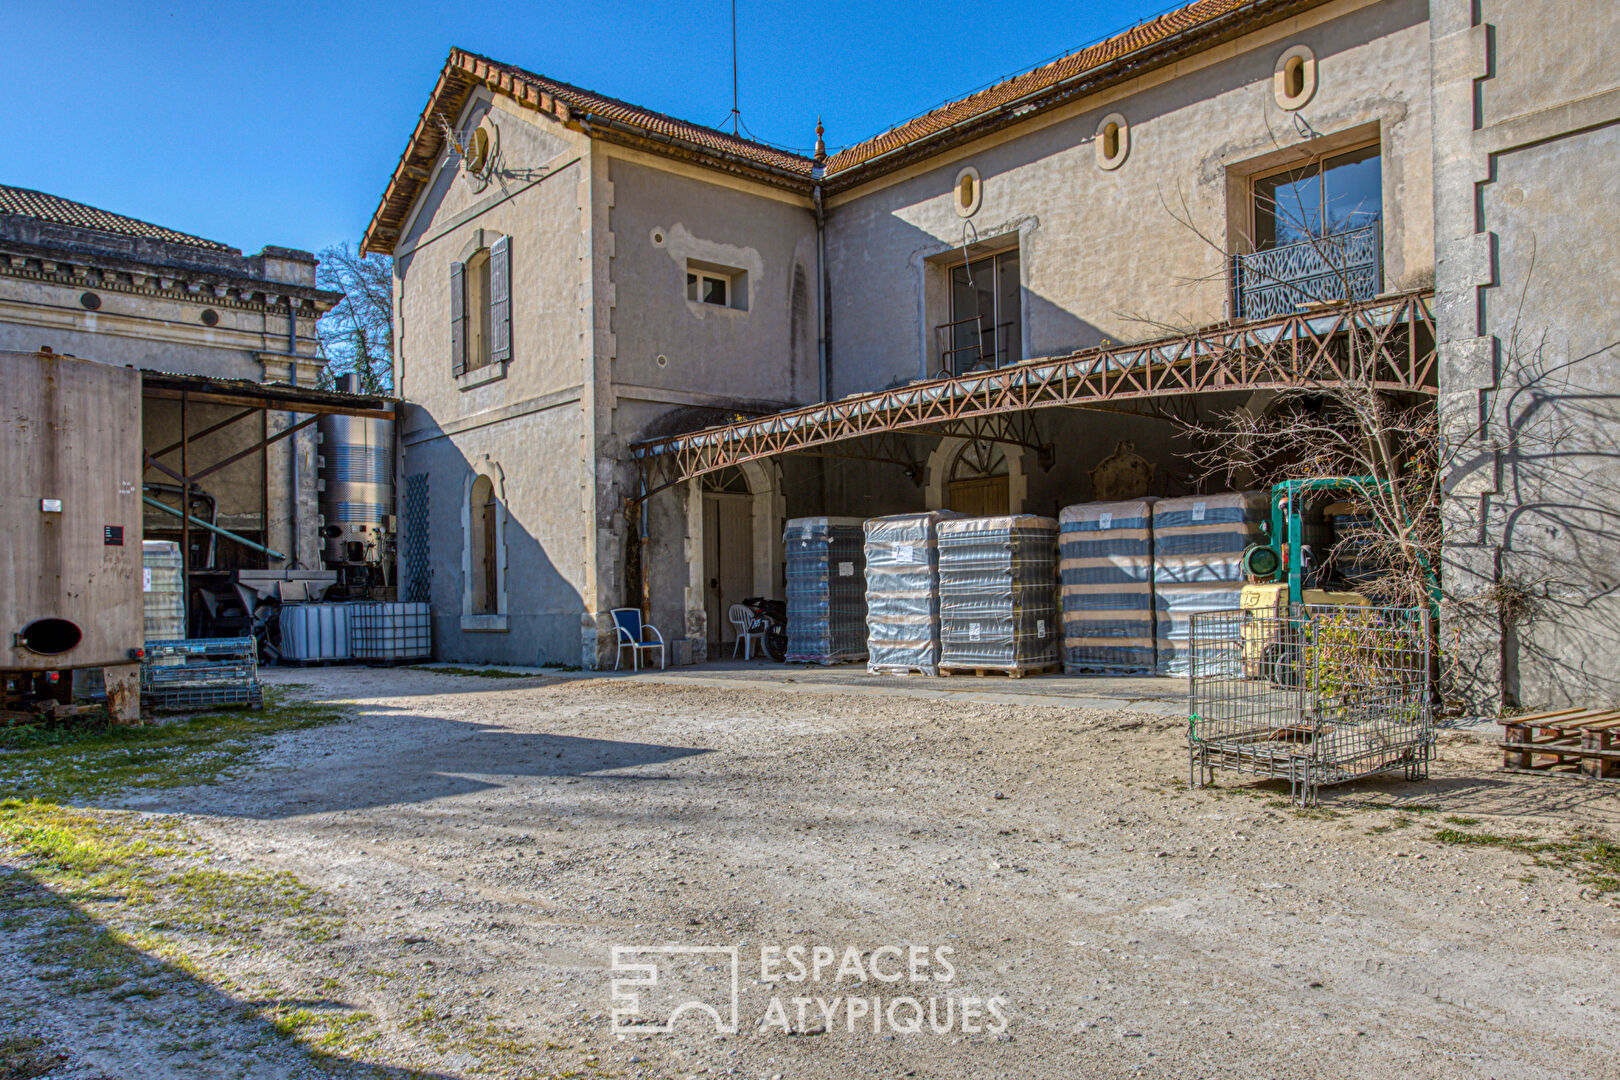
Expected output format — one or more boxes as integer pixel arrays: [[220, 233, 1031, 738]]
[[0, 349, 142, 720]]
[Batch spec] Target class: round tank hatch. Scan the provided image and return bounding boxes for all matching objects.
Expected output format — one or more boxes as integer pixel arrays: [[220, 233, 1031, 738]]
[[18, 618, 82, 655]]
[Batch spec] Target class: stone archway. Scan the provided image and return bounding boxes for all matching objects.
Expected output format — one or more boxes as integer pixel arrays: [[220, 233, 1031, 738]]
[[924, 436, 1028, 515]]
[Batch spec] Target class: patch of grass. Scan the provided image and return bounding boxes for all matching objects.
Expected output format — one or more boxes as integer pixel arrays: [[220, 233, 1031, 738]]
[[406, 665, 560, 678], [0, 687, 348, 802], [0, 1035, 59, 1080], [1434, 826, 1620, 896], [1444, 815, 1480, 826]]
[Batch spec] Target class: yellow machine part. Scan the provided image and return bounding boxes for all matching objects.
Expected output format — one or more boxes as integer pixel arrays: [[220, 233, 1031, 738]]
[[1237, 583, 1370, 677]]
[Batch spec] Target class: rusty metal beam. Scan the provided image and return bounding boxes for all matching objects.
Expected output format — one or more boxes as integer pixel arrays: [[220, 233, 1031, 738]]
[[149, 406, 260, 460], [187, 413, 319, 483], [630, 291, 1436, 500]]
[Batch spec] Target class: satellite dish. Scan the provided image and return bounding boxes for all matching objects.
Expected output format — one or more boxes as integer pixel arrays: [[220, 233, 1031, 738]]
[[460, 117, 500, 191]]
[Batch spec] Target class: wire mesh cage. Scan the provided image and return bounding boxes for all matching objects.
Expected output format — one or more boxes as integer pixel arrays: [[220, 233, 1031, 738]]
[[141, 637, 263, 711], [1187, 604, 1433, 805]]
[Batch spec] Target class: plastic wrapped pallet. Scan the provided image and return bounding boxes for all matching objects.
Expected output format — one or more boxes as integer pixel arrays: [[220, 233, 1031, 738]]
[[1058, 498, 1156, 674], [142, 541, 186, 642], [937, 516, 1060, 674], [1152, 491, 1268, 676], [785, 517, 868, 664], [863, 511, 963, 675], [1325, 502, 1381, 586]]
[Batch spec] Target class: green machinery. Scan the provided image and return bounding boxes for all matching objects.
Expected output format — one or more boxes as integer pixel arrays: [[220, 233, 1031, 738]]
[[1240, 476, 1437, 610]]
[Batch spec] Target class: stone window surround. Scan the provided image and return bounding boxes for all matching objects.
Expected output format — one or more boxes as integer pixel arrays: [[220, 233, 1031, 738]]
[[455, 228, 510, 390], [460, 455, 509, 632]]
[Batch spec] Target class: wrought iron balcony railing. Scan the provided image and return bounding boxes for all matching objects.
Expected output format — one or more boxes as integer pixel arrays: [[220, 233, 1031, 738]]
[[1231, 222, 1382, 321], [934, 316, 1018, 378]]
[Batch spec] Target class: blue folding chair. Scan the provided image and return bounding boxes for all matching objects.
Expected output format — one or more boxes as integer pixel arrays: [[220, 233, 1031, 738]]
[[611, 607, 666, 670]]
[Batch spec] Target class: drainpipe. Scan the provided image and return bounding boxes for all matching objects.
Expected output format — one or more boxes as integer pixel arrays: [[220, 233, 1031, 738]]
[[287, 298, 302, 568], [815, 184, 828, 403], [813, 119, 829, 404]]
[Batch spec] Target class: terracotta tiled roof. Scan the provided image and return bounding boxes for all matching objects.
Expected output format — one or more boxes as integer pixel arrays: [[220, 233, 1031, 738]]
[[824, 0, 1260, 176], [0, 183, 236, 252], [362, 48, 814, 254], [470, 53, 815, 177], [365, 0, 1312, 252]]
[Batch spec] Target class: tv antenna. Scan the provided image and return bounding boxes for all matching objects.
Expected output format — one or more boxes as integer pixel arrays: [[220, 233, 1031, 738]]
[[728, 0, 740, 135]]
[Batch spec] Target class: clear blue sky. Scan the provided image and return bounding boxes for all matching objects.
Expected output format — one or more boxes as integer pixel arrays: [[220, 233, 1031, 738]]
[[3, 1, 1174, 257]]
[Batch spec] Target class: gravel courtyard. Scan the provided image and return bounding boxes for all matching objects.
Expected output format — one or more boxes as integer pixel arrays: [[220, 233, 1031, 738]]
[[6, 665, 1620, 1079]]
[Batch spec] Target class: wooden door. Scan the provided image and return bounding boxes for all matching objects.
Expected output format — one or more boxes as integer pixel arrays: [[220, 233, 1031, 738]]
[[703, 493, 753, 646], [947, 475, 1010, 517]]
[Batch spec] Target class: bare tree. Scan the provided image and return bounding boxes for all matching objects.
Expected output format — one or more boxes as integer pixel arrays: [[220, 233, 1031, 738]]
[[317, 243, 393, 393]]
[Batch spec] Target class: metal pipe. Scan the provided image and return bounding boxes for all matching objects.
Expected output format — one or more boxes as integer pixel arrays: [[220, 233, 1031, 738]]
[[287, 300, 301, 568], [180, 391, 189, 635], [814, 182, 828, 403], [143, 495, 287, 561]]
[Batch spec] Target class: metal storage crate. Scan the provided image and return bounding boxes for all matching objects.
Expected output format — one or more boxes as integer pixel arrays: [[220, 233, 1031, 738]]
[[785, 518, 868, 664], [864, 511, 962, 676], [1059, 499, 1156, 674], [351, 602, 432, 663], [937, 516, 1060, 675], [1152, 491, 1269, 676], [1187, 604, 1433, 805], [141, 637, 262, 710]]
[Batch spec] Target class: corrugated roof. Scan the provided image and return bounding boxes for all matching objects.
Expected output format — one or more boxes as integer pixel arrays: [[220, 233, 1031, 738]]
[[0, 184, 237, 252]]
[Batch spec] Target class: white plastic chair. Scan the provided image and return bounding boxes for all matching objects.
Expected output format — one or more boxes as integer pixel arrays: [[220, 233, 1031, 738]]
[[730, 603, 765, 660], [611, 608, 665, 670]]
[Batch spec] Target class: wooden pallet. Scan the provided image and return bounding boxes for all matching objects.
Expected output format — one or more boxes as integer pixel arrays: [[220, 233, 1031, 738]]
[[868, 664, 937, 677], [1499, 708, 1620, 780], [937, 662, 1061, 679]]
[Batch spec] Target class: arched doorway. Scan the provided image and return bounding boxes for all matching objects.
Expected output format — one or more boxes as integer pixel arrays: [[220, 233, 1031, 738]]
[[702, 466, 754, 650], [947, 441, 1009, 516]]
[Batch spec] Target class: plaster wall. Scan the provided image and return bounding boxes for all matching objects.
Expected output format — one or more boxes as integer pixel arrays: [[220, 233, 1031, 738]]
[[393, 89, 597, 664], [822, 0, 1433, 397], [1431, 0, 1620, 711]]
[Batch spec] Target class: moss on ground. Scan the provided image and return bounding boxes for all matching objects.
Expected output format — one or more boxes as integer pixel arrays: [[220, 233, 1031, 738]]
[[0, 687, 348, 802], [1433, 825, 1620, 896], [406, 665, 571, 678]]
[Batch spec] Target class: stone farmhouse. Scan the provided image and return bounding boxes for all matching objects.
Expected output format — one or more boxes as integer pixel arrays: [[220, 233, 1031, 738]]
[[363, 0, 1620, 711]]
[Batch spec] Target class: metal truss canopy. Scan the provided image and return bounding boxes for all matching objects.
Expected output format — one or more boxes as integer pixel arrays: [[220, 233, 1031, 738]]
[[632, 290, 1436, 498]]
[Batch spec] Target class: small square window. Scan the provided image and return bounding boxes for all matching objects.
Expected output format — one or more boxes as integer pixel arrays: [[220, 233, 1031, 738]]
[[684, 261, 746, 310]]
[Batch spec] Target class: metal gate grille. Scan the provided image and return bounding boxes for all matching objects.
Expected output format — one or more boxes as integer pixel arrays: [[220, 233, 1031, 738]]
[[1188, 604, 1432, 804]]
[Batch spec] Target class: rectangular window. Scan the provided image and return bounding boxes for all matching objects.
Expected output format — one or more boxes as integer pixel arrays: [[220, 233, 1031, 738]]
[[1234, 142, 1383, 320], [939, 248, 1021, 376], [685, 260, 747, 310], [1253, 143, 1381, 249]]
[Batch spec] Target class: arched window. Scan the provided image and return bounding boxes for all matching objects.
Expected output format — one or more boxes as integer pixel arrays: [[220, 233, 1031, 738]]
[[468, 474, 499, 615], [947, 441, 1009, 516]]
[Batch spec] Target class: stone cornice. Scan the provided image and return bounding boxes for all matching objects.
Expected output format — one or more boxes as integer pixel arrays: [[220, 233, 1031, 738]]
[[0, 239, 338, 315]]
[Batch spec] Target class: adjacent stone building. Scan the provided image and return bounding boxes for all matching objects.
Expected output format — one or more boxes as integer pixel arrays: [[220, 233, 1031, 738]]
[[0, 185, 340, 569]]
